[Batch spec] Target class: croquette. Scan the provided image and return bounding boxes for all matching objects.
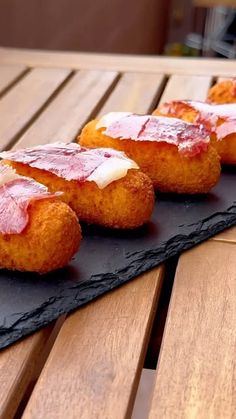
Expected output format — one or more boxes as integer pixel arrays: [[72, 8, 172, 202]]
[[0, 198, 81, 273], [79, 114, 221, 194], [155, 101, 236, 164], [2, 147, 155, 229], [207, 79, 236, 104]]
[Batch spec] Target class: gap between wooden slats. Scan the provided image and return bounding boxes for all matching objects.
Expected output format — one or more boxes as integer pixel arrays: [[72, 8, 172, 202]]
[[0, 67, 73, 151], [97, 72, 166, 116], [149, 240, 236, 419], [0, 322, 54, 419], [0, 47, 236, 76], [14, 69, 119, 149], [0, 64, 28, 98], [22, 268, 164, 419]]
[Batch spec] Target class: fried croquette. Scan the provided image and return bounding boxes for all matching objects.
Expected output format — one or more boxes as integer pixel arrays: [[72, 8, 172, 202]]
[[155, 101, 236, 164], [0, 199, 81, 273], [79, 114, 221, 194], [207, 79, 236, 104], [4, 160, 155, 229]]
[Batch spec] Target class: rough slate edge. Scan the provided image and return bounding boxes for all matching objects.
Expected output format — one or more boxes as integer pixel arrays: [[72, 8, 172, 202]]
[[1, 203, 236, 350]]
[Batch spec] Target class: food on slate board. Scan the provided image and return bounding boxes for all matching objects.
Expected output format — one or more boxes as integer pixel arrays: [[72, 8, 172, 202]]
[[154, 101, 236, 165], [0, 164, 81, 273], [79, 112, 220, 194], [207, 79, 236, 104], [1, 143, 155, 229]]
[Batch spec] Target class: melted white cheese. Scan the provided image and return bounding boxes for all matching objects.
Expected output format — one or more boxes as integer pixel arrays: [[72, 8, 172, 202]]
[[87, 157, 139, 189], [0, 164, 21, 187]]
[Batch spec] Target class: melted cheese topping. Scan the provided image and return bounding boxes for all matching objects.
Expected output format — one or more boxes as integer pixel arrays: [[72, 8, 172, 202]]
[[0, 164, 21, 187]]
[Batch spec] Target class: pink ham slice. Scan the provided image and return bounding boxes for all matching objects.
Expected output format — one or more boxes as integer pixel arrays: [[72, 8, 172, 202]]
[[0, 165, 59, 234], [0, 143, 138, 188], [97, 112, 210, 157], [159, 101, 236, 140]]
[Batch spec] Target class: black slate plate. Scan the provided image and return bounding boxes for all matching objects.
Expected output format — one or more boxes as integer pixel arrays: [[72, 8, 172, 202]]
[[0, 167, 236, 349]]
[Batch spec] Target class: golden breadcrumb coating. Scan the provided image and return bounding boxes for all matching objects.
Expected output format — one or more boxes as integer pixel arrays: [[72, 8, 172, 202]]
[[211, 132, 236, 165], [79, 120, 221, 194], [0, 199, 81, 273], [4, 161, 155, 229], [207, 80, 236, 104], [154, 105, 236, 165]]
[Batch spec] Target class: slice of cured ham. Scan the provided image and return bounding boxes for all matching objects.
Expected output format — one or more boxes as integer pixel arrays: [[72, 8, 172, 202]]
[[159, 101, 236, 140], [96, 112, 210, 157], [0, 165, 59, 234], [0, 143, 139, 189]]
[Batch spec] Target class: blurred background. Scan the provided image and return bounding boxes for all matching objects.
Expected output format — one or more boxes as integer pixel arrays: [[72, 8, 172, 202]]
[[0, 0, 235, 58]]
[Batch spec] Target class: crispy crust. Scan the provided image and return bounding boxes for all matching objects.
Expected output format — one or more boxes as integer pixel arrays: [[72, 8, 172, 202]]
[[154, 105, 236, 165], [4, 161, 155, 229], [0, 199, 81, 273], [211, 133, 236, 165], [207, 80, 236, 104], [79, 119, 221, 194]]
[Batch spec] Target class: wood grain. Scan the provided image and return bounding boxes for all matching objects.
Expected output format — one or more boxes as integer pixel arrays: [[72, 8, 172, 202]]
[[22, 268, 164, 419], [0, 328, 52, 419], [159, 74, 212, 103], [0, 47, 236, 76], [149, 241, 236, 419], [0, 67, 71, 150], [14, 70, 118, 149], [0, 64, 27, 96], [97, 72, 165, 116]]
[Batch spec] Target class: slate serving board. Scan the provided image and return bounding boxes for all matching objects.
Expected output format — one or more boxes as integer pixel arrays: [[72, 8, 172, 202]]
[[0, 167, 236, 349]]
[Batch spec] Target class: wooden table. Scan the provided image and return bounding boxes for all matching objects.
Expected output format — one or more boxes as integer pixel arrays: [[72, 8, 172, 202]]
[[0, 47, 236, 419]]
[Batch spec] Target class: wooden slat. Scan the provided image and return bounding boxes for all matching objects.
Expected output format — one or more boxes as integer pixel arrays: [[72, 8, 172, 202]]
[[0, 47, 236, 76], [0, 64, 27, 96], [149, 241, 236, 419], [14, 70, 118, 149], [0, 67, 71, 150], [22, 268, 164, 419], [159, 74, 212, 103], [97, 72, 165, 116], [0, 328, 52, 419], [211, 226, 236, 243]]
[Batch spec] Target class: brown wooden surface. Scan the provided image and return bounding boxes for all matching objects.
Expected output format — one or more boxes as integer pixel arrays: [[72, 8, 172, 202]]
[[0, 47, 236, 76], [97, 72, 165, 116], [14, 70, 118, 149], [0, 49, 235, 419], [22, 268, 164, 419], [159, 74, 212, 103], [211, 227, 236, 243], [149, 241, 236, 419], [0, 64, 27, 96], [0, 67, 71, 150], [0, 328, 52, 419]]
